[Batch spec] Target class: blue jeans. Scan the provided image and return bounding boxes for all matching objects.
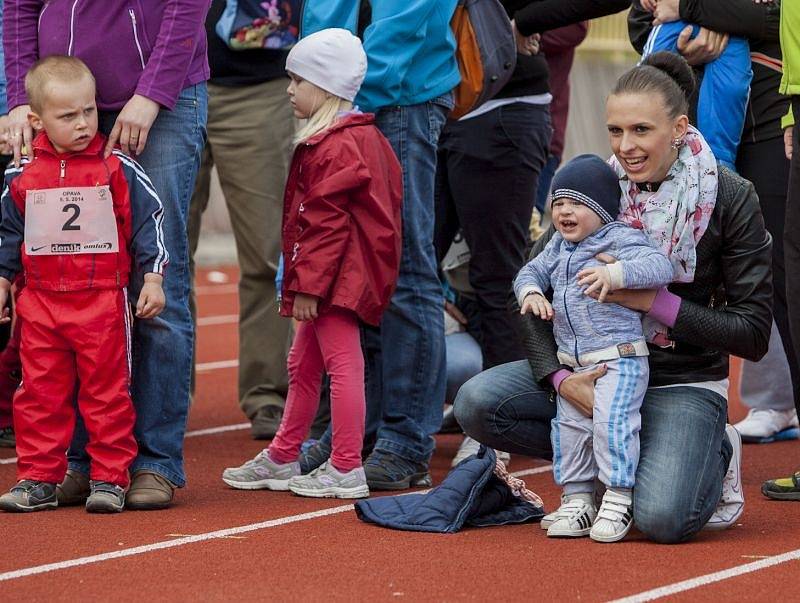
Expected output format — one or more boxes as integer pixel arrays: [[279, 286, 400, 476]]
[[454, 360, 732, 543], [445, 331, 482, 404], [361, 95, 450, 463], [68, 84, 208, 487]]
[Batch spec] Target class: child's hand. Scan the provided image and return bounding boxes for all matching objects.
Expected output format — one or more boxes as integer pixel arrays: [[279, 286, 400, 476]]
[[0, 281, 10, 324], [136, 273, 165, 319], [577, 266, 613, 302], [785, 127, 793, 162], [293, 293, 319, 321], [640, 0, 657, 13], [520, 292, 554, 320], [652, 0, 680, 24]]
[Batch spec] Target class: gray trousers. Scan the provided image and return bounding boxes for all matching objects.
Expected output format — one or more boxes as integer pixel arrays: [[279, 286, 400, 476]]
[[188, 78, 294, 418], [553, 356, 649, 494], [740, 321, 795, 412]]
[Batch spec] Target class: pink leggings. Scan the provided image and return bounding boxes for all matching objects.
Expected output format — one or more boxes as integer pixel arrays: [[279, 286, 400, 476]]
[[268, 308, 365, 472]]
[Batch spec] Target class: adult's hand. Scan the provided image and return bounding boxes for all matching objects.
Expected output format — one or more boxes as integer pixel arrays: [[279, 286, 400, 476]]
[[785, 127, 793, 162], [677, 26, 728, 66], [444, 300, 468, 326], [652, 0, 680, 25], [558, 364, 607, 417], [6, 105, 34, 167], [511, 19, 539, 56], [0, 115, 13, 156], [104, 94, 160, 158]]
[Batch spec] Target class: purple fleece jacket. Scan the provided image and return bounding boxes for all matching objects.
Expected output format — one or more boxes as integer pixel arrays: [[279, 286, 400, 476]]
[[4, 0, 210, 111]]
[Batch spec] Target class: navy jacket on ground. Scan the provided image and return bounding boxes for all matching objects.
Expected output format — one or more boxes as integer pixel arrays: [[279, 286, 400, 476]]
[[354, 447, 545, 533]]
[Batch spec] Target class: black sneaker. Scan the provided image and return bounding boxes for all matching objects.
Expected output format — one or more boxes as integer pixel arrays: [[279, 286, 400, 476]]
[[0, 425, 14, 448], [0, 480, 57, 512], [85, 481, 126, 513], [299, 439, 332, 475], [364, 450, 432, 491], [761, 470, 800, 501]]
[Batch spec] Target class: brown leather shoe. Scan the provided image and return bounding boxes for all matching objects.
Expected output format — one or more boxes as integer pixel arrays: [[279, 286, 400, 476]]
[[126, 470, 175, 510], [56, 469, 90, 506]]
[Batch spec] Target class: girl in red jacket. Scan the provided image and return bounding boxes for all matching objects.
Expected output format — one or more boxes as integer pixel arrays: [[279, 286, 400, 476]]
[[222, 29, 403, 498]]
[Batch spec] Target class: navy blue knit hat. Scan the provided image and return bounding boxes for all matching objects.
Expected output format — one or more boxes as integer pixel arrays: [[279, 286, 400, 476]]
[[550, 154, 620, 224]]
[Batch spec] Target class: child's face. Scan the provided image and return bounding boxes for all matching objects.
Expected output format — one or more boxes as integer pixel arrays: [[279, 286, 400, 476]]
[[551, 198, 603, 243], [287, 73, 329, 119], [29, 76, 98, 154]]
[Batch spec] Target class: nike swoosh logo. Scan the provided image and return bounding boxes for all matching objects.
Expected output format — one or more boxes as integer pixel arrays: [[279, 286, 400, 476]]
[[30, 245, 46, 252]]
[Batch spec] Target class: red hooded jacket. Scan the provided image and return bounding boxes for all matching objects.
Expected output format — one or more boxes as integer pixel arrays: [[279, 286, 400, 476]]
[[280, 113, 402, 326]]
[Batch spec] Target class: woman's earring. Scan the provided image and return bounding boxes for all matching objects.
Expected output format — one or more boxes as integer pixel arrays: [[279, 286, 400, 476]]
[[671, 137, 683, 150]]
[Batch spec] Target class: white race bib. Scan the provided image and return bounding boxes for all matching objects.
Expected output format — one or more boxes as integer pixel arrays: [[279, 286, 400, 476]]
[[24, 186, 119, 255]]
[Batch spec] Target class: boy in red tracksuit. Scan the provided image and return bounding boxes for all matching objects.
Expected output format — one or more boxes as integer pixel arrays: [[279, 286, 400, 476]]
[[0, 56, 168, 514]]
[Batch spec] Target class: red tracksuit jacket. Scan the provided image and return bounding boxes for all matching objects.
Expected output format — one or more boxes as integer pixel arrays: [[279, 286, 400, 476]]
[[280, 113, 403, 326], [0, 132, 168, 289]]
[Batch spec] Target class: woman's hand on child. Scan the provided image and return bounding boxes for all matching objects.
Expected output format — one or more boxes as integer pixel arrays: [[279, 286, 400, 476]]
[[520, 292, 554, 320], [558, 364, 607, 417], [293, 293, 319, 321], [677, 26, 728, 66], [640, 0, 657, 13], [652, 0, 679, 24], [104, 94, 161, 159], [577, 266, 613, 302], [6, 104, 34, 168], [136, 273, 166, 319]]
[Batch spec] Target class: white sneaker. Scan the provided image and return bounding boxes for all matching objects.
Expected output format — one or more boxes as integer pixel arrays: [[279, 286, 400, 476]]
[[590, 488, 634, 543], [221, 450, 300, 490], [706, 424, 744, 530], [288, 462, 369, 499], [451, 436, 511, 467], [546, 493, 596, 537], [733, 408, 800, 443]]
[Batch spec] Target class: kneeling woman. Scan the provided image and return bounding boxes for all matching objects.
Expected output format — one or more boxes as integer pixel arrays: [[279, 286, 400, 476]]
[[454, 52, 772, 543]]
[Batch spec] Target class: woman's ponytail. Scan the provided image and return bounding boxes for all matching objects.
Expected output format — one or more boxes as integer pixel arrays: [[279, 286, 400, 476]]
[[612, 51, 696, 118]]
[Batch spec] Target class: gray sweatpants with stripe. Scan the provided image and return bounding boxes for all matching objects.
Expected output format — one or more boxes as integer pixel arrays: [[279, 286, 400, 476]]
[[551, 356, 649, 494]]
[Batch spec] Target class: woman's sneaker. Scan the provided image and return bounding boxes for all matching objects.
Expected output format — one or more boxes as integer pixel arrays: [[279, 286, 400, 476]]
[[221, 450, 300, 490], [706, 424, 744, 530], [85, 481, 125, 513], [590, 488, 634, 543], [0, 480, 57, 512], [288, 462, 369, 499], [546, 492, 596, 537]]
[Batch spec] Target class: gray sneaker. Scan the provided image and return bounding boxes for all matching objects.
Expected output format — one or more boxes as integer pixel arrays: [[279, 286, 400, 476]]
[[0, 480, 57, 512], [288, 462, 369, 499], [222, 450, 300, 490], [85, 481, 125, 514]]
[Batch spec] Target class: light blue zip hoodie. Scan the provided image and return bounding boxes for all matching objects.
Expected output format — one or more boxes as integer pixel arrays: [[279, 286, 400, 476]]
[[301, 0, 461, 113], [514, 222, 674, 365]]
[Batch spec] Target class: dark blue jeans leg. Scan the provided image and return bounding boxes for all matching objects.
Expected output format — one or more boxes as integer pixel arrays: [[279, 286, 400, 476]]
[[633, 386, 730, 543], [69, 84, 208, 486], [368, 96, 450, 463]]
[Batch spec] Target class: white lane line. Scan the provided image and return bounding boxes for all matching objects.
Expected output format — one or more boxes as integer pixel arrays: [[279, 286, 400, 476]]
[[196, 359, 239, 372], [0, 423, 251, 465], [609, 549, 800, 602], [184, 422, 249, 438], [0, 505, 354, 582], [197, 314, 239, 326], [0, 465, 552, 582], [194, 284, 238, 295]]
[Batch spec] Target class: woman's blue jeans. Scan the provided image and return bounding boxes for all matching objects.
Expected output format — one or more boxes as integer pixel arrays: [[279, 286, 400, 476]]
[[454, 360, 732, 543], [68, 84, 208, 487]]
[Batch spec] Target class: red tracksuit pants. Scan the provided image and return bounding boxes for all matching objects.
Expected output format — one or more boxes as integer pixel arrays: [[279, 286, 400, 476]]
[[13, 288, 137, 487]]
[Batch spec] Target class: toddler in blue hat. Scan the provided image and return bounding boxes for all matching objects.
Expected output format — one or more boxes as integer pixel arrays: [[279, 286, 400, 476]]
[[513, 154, 674, 543]]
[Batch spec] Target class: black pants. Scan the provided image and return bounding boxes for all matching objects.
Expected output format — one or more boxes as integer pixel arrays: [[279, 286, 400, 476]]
[[435, 103, 551, 368], [785, 96, 800, 418], [737, 134, 800, 414]]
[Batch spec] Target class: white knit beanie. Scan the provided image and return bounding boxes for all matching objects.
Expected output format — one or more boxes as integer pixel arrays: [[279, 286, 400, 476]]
[[286, 28, 367, 102]]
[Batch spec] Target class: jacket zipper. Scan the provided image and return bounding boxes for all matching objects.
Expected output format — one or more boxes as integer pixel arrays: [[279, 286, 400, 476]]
[[60, 159, 66, 180], [67, 0, 79, 55], [37, 2, 50, 32], [129, 9, 146, 70], [58, 159, 67, 288], [563, 245, 581, 367]]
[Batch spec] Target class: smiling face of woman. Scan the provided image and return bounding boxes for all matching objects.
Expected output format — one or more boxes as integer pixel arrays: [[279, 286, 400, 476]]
[[606, 91, 688, 184]]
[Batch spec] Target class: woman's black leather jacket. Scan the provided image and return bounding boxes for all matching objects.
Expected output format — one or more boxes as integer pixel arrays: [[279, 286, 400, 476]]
[[515, 166, 773, 388]]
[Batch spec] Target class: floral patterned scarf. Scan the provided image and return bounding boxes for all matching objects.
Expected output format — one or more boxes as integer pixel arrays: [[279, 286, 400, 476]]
[[608, 125, 718, 283]]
